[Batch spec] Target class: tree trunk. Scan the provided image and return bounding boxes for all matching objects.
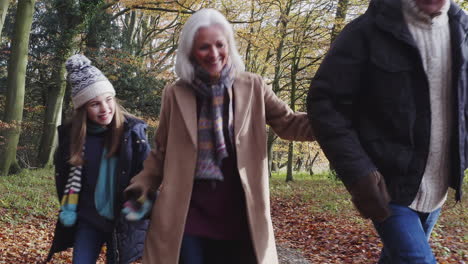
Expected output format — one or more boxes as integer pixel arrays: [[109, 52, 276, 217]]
[[286, 142, 294, 182], [37, 0, 82, 167], [83, 0, 108, 56], [244, 0, 256, 72], [272, 6, 290, 94], [0, 0, 35, 176], [123, 10, 137, 54], [308, 151, 319, 176], [271, 151, 278, 172], [294, 157, 303, 171], [271, 2, 292, 181], [267, 127, 276, 178], [330, 0, 350, 45], [285, 46, 300, 182], [0, 0, 9, 39], [85, 15, 101, 55], [37, 64, 67, 167]]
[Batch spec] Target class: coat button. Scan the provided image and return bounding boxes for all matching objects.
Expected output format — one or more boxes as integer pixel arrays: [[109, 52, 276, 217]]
[[122, 170, 126, 175]]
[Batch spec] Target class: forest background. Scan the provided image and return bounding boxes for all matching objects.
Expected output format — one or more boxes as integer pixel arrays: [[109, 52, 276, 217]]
[[0, 0, 466, 263]]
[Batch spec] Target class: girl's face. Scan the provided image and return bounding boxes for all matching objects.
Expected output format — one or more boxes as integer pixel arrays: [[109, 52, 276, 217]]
[[86, 93, 116, 126], [191, 25, 229, 76]]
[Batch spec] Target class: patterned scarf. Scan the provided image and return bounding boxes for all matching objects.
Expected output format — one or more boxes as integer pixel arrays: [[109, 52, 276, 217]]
[[192, 63, 235, 181], [59, 124, 117, 226], [59, 154, 84, 227]]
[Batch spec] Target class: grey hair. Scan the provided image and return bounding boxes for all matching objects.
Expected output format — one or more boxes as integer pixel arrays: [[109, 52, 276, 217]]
[[175, 8, 245, 82]]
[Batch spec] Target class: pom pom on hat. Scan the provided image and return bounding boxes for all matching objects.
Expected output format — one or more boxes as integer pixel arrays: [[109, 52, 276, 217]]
[[65, 54, 115, 109], [65, 54, 92, 73]]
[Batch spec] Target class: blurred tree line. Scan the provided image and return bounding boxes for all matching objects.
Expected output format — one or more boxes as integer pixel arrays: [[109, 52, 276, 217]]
[[1, 0, 465, 179]]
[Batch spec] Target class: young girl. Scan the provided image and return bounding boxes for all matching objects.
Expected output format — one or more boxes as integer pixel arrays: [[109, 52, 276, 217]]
[[46, 54, 151, 264]]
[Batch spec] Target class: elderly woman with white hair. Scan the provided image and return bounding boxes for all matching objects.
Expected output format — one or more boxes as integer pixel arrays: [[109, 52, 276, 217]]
[[126, 8, 314, 264]]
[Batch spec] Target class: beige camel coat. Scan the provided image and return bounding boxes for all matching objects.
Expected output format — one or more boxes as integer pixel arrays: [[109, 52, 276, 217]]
[[131, 72, 314, 264]]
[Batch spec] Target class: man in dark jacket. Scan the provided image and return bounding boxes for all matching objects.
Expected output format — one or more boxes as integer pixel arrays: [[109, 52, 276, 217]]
[[307, 0, 467, 263]]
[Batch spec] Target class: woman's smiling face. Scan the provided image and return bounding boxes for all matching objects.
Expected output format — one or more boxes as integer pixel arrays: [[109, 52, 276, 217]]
[[192, 25, 229, 76]]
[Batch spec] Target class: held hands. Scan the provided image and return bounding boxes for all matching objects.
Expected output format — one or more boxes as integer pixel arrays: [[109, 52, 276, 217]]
[[346, 170, 391, 222], [122, 195, 153, 221], [122, 180, 156, 221]]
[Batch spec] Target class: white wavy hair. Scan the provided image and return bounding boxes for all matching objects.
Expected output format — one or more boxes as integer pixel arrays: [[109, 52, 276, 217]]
[[175, 8, 245, 82]]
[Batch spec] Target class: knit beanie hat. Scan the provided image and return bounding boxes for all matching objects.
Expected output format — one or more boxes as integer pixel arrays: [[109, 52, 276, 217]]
[[65, 54, 115, 109]]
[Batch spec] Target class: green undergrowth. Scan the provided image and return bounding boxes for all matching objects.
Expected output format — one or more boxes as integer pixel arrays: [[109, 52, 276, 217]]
[[1, 168, 466, 231], [270, 171, 356, 216], [0, 168, 58, 224]]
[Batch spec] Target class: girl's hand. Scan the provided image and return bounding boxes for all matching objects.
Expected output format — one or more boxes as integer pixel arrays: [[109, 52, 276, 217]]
[[122, 196, 154, 221], [122, 184, 157, 221]]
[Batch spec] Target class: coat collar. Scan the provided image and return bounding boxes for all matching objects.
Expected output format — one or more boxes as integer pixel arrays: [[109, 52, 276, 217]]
[[172, 73, 253, 147], [373, 0, 417, 47], [447, 1, 468, 57], [448, 1, 468, 33], [373, 0, 468, 58]]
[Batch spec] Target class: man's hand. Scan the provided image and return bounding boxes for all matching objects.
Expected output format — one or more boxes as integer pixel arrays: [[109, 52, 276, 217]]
[[346, 170, 391, 222]]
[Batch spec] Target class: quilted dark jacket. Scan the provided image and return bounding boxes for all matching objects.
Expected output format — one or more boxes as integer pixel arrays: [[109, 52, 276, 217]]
[[307, 0, 467, 205]]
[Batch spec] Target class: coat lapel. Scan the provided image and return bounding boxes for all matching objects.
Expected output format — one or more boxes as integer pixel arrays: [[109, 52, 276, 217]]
[[449, 4, 468, 80], [172, 74, 254, 146], [233, 74, 253, 141], [173, 81, 198, 147]]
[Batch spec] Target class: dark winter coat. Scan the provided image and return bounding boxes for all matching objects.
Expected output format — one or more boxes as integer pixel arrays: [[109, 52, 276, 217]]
[[307, 0, 467, 205], [46, 115, 151, 263]]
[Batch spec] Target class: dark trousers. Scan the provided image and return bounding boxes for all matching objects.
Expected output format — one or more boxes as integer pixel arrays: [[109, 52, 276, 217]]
[[179, 234, 257, 264], [72, 220, 113, 264]]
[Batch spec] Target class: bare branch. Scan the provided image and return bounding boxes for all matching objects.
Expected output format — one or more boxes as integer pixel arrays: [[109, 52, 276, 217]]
[[131, 6, 194, 14]]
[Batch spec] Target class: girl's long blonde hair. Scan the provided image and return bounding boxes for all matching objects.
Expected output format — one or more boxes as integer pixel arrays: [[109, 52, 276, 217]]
[[68, 100, 125, 166]]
